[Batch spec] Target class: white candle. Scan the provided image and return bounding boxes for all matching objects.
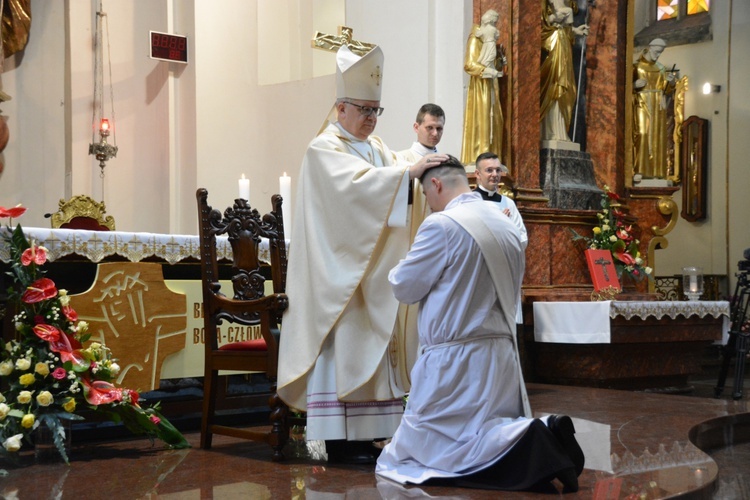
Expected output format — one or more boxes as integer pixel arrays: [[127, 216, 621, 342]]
[[279, 172, 292, 235], [689, 274, 698, 292], [238, 174, 250, 201]]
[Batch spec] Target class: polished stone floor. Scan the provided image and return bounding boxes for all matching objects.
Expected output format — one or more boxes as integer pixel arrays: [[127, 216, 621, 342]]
[[2, 381, 749, 499]]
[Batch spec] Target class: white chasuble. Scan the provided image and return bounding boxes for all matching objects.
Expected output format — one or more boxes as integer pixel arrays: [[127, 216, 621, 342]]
[[278, 122, 420, 440]]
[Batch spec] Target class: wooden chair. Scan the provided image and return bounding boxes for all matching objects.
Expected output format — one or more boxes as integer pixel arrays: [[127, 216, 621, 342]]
[[49, 194, 116, 231], [196, 187, 291, 460]]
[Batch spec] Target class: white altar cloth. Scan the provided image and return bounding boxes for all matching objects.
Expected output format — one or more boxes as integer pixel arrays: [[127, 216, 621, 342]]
[[534, 300, 731, 344], [533, 301, 612, 344], [0, 227, 273, 265]]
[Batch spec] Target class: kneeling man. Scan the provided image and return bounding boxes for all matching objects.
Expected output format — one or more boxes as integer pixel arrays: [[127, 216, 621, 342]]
[[376, 155, 584, 492]]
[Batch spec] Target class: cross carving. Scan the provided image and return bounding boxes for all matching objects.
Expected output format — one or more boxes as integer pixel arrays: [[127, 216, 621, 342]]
[[594, 257, 612, 282], [311, 26, 376, 56]]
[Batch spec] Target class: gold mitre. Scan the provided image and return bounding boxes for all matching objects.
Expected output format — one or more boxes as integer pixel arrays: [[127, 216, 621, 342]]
[[336, 44, 383, 101]]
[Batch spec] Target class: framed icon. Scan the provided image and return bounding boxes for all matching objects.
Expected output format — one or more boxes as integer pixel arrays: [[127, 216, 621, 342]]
[[680, 116, 708, 221]]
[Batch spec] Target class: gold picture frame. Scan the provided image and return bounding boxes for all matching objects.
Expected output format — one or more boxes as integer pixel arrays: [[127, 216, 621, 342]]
[[680, 116, 708, 222]]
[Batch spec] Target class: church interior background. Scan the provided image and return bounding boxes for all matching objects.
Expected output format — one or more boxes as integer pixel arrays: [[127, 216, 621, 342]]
[[1, 0, 749, 497], [0, 0, 746, 297]]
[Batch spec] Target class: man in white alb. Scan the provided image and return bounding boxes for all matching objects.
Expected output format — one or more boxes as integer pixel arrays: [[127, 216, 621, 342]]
[[398, 103, 445, 163], [277, 44, 447, 463], [376, 156, 584, 492]]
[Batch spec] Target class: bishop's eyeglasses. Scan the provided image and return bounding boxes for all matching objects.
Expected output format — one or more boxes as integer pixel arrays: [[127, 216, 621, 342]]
[[343, 101, 384, 117]]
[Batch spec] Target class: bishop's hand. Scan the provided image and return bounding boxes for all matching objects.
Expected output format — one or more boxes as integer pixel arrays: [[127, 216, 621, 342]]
[[410, 154, 449, 180]]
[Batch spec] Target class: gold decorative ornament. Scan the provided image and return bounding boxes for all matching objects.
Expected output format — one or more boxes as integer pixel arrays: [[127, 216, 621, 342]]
[[49, 194, 116, 231]]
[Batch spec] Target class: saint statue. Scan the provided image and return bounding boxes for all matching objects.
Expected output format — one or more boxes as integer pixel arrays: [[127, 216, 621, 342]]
[[0, 0, 32, 173], [460, 9, 506, 165], [540, 0, 589, 143], [632, 38, 679, 179]]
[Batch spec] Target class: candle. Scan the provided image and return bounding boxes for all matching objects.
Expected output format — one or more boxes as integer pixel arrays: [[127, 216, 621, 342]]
[[689, 274, 698, 292], [279, 172, 292, 235], [238, 174, 250, 201]]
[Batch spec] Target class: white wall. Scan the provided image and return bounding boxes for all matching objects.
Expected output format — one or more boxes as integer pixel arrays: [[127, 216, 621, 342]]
[[0, 0, 470, 234]]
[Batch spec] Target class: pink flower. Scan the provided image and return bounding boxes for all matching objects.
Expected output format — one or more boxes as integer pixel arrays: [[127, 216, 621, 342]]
[[62, 306, 78, 322], [52, 367, 67, 380], [149, 415, 161, 426], [0, 205, 26, 219], [21, 278, 57, 304], [82, 378, 123, 406], [614, 251, 636, 266], [21, 245, 47, 266], [32, 323, 62, 342]]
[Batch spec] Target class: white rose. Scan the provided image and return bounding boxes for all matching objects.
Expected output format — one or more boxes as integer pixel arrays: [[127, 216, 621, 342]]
[[609, 235, 618, 242], [77, 321, 89, 333], [0, 402, 9, 420], [645, 266, 653, 275], [0, 361, 13, 376], [58, 289, 70, 306], [3, 433, 23, 452], [602, 224, 610, 232], [110, 363, 120, 376], [17, 391, 33, 404], [14, 358, 31, 371]]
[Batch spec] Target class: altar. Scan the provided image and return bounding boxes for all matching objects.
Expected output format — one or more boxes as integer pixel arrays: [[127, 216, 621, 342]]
[[522, 298, 730, 392], [0, 227, 276, 395]]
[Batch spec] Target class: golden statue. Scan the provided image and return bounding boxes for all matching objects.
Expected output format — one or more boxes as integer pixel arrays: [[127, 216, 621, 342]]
[[460, 9, 506, 165], [311, 26, 375, 56], [632, 38, 678, 179], [1, 0, 30, 60], [540, 0, 589, 143]]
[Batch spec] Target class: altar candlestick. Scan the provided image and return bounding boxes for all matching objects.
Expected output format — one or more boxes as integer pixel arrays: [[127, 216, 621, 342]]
[[279, 172, 292, 235], [238, 174, 250, 202]]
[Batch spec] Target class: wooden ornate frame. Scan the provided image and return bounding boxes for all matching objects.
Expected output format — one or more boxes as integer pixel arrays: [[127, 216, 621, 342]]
[[680, 115, 708, 221]]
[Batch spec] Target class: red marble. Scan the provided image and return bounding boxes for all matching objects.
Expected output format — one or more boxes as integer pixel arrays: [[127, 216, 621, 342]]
[[3, 385, 748, 499]]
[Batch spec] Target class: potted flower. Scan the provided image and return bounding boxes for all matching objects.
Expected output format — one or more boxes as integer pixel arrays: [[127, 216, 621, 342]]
[[570, 186, 653, 284], [0, 205, 189, 464]]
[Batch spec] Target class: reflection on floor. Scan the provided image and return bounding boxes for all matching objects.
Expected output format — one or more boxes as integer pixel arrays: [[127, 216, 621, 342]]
[[1, 382, 749, 499]]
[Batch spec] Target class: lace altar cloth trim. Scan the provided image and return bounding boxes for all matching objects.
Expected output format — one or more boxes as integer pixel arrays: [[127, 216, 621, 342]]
[[610, 300, 730, 320], [0, 227, 273, 265]]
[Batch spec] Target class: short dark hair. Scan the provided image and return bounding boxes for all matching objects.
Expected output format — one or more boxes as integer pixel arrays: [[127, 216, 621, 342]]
[[475, 151, 498, 166], [416, 103, 445, 124], [419, 154, 467, 185]]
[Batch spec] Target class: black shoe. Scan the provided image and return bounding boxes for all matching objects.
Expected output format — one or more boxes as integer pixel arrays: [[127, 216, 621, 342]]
[[325, 439, 378, 464], [556, 466, 579, 493], [547, 415, 585, 476]]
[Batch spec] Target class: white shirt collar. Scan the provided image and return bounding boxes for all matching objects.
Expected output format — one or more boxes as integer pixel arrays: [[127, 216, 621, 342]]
[[410, 142, 437, 157], [476, 184, 497, 196]]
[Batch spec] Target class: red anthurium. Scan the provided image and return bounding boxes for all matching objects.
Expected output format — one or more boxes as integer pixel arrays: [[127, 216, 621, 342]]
[[21, 245, 47, 266], [21, 278, 57, 304], [60, 349, 90, 372], [614, 251, 636, 266], [606, 191, 621, 201], [32, 323, 62, 342], [123, 389, 140, 406], [0, 205, 26, 218], [62, 306, 78, 322], [48, 330, 73, 353], [616, 229, 630, 240], [82, 378, 123, 406]]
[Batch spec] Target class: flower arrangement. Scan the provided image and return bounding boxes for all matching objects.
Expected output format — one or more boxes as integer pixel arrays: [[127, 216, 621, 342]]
[[571, 186, 653, 282], [0, 205, 189, 464]]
